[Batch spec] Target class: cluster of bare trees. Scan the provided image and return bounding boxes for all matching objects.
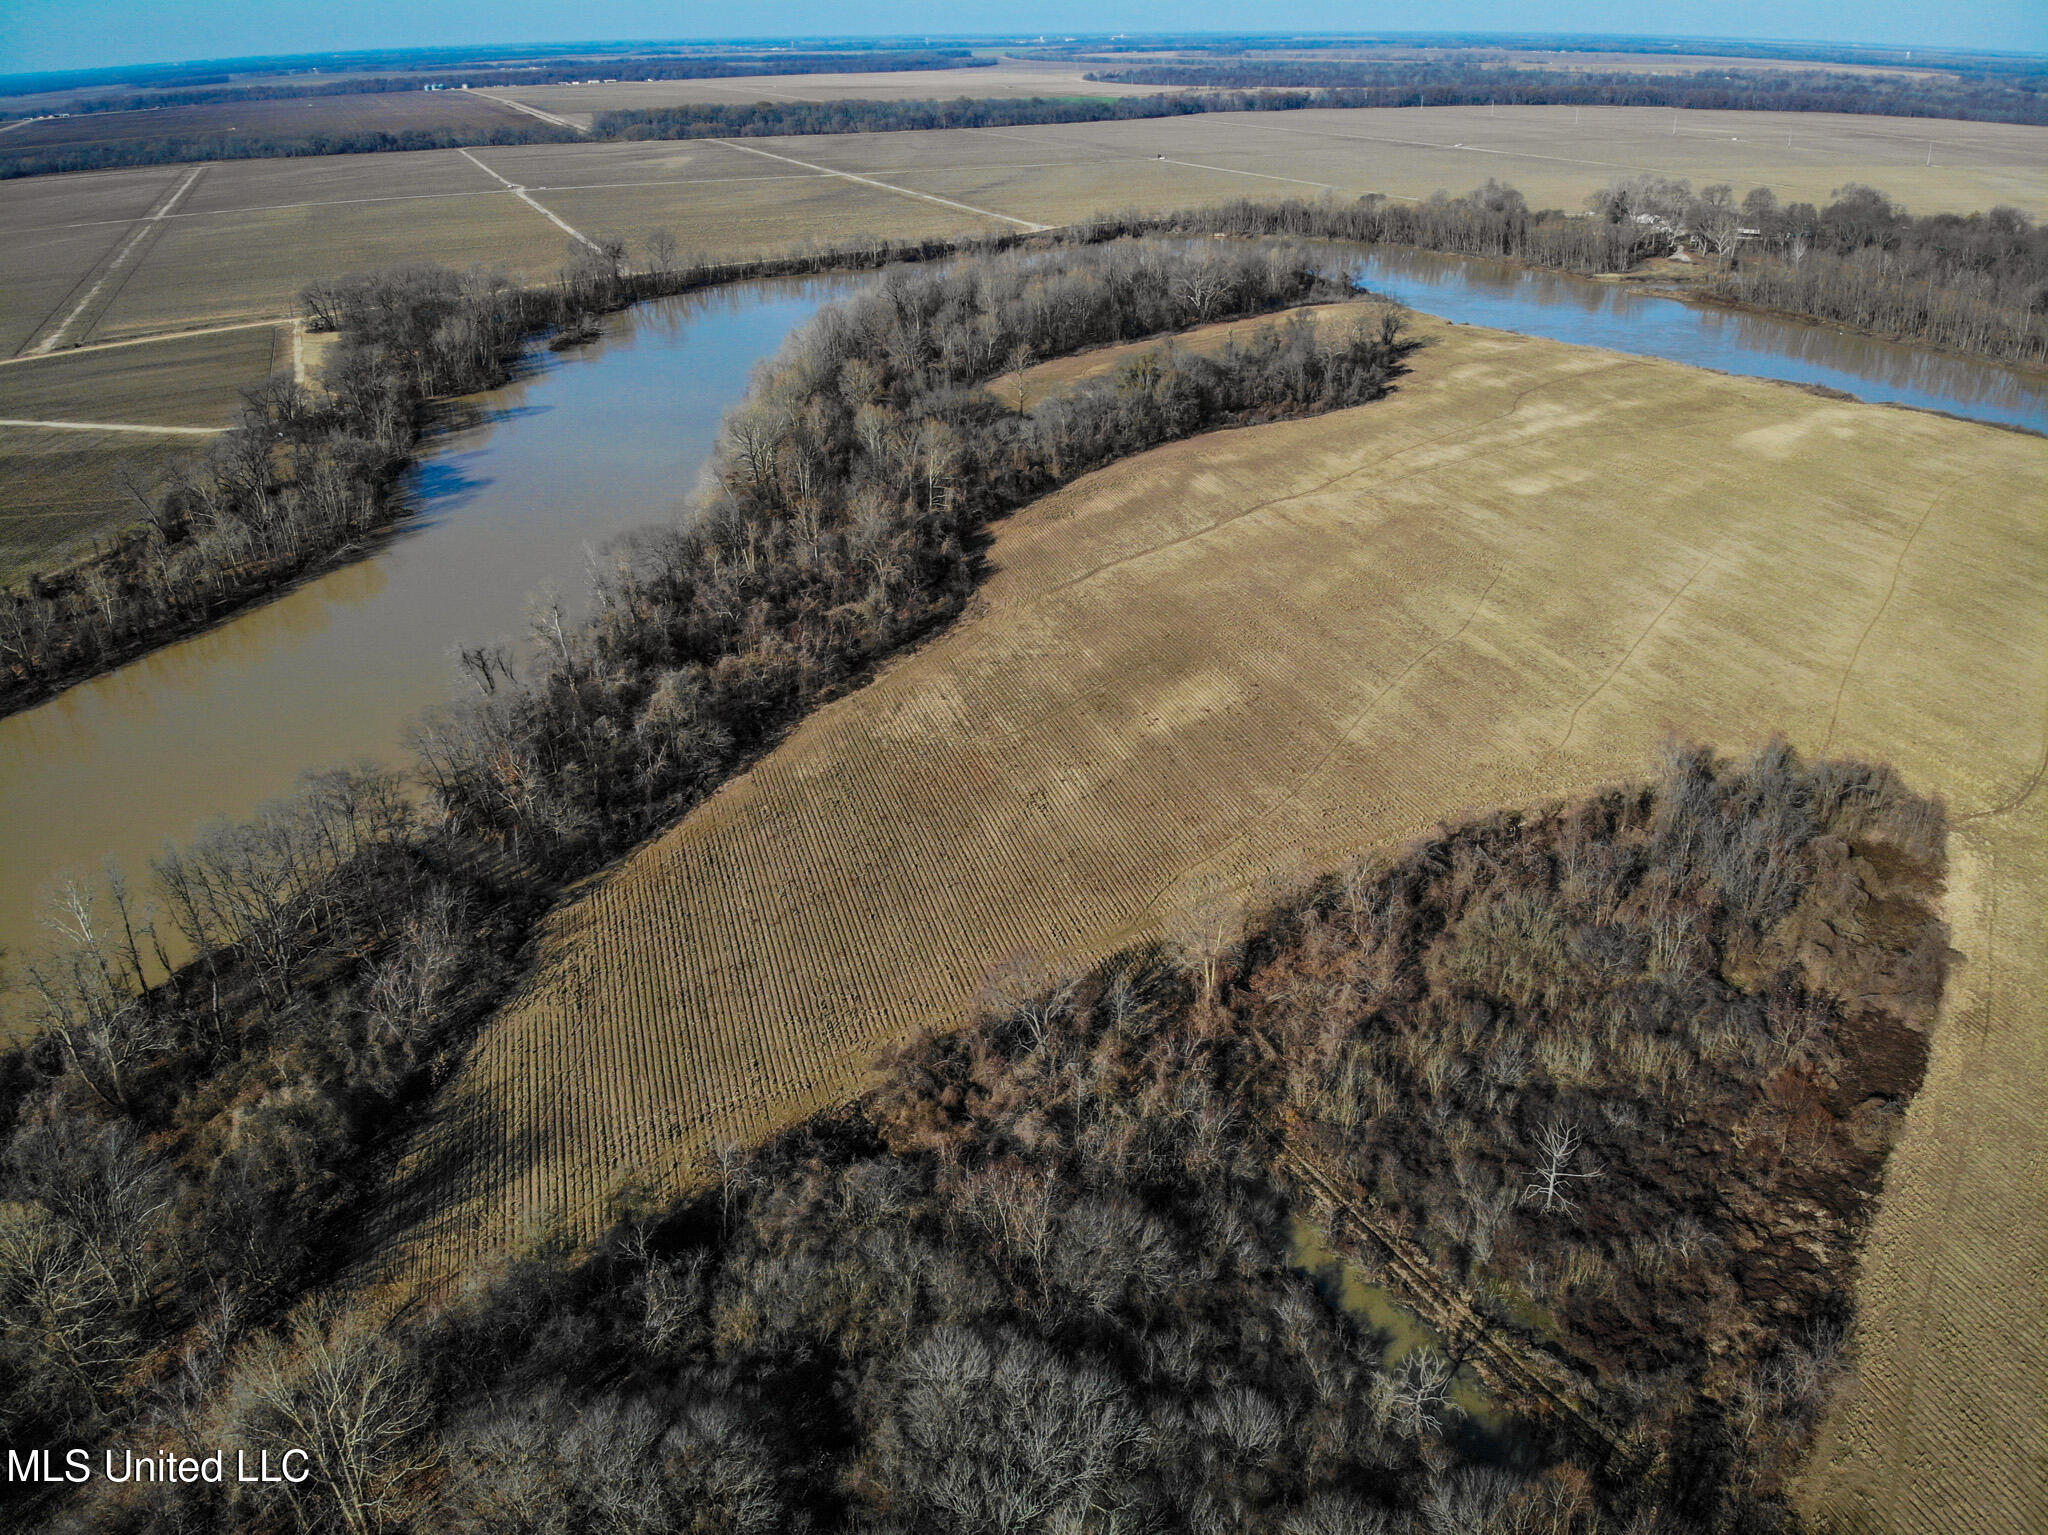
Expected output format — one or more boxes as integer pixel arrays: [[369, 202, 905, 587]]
[[1119, 178, 2048, 363], [11, 739, 1941, 1530], [414, 239, 1412, 861], [0, 375, 409, 712], [0, 241, 1418, 1526], [1256, 737, 1947, 1512], [1109, 183, 1655, 275], [0, 763, 509, 1486], [1702, 184, 2048, 364], [1, 230, 1023, 717]]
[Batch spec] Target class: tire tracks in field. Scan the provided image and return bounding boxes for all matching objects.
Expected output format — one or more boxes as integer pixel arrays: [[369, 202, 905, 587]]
[[708, 138, 1049, 230], [1034, 358, 1649, 608], [1552, 549, 1718, 755], [1820, 467, 1990, 758], [456, 146, 601, 251]]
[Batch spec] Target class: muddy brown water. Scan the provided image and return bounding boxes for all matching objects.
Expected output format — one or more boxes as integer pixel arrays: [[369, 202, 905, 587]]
[[0, 279, 863, 1028], [1288, 1214, 1535, 1464], [2, 250, 2039, 1032]]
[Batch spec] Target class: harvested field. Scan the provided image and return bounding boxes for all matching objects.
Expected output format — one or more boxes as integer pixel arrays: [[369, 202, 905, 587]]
[[0, 426, 193, 582], [458, 137, 806, 187], [0, 89, 530, 154], [0, 321, 284, 426], [538, 172, 1012, 255], [0, 107, 2038, 345], [84, 179, 564, 340], [494, 65, 1156, 128], [377, 314, 2047, 1532]]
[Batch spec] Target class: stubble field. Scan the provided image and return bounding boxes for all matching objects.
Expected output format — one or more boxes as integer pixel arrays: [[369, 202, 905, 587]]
[[0, 324, 287, 578], [4, 106, 2040, 364], [0, 88, 533, 154], [371, 311, 2048, 1531]]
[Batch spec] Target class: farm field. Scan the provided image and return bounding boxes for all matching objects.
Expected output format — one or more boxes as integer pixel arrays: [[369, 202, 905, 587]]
[[0, 324, 283, 578], [0, 88, 532, 153], [373, 312, 2048, 1531], [3, 106, 2041, 354], [0, 320, 284, 425], [0, 427, 193, 582], [489, 63, 1156, 126]]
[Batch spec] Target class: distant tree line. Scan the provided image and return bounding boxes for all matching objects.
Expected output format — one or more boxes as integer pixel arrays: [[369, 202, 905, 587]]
[[0, 123, 580, 180], [1101, 179, 2048, 364], [1083, 59, 2048, 125], [0, 241, 1414, 1513], [1048, 34, 2044, 82], [31, 51, 993, 119], [30, 738, 1950, 1533], [593, 90, 1253, 139]]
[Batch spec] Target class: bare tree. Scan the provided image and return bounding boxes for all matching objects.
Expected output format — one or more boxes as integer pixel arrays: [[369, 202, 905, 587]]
[[25, 874, 166, 1111], [643, 228, 679, 276], [220, 1311, 434, 1535], [1521, 1119, 1602, 1215], [1389, 1348, 1455, 1437]]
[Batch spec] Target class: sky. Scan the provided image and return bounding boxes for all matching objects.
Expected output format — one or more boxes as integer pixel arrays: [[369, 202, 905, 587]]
[[1, 1, 2042, 76]]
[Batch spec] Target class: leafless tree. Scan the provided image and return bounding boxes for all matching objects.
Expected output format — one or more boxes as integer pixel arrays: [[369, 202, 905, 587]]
[[1521, 1119, 1602, 1215], [642, 228, 679, 276], [1390, 1349, 1455, 1437], [220, 1311, 434, 1535]]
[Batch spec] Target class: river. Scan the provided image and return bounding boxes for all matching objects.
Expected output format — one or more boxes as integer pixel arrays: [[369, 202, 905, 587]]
[[2, 249, 2041, 1025], [0, 278, 862, 1018]]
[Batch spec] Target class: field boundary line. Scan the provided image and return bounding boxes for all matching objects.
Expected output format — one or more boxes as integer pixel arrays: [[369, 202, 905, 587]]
[[709, 138, 1049, 231], [31, 164, 204, 356], [456, 146, 601, 251], [0, 417, 226, 435]]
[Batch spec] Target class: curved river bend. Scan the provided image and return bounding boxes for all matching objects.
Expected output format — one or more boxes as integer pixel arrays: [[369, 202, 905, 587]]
[[1, 253, 2043, 1018], [0, 279, 862, 1011]]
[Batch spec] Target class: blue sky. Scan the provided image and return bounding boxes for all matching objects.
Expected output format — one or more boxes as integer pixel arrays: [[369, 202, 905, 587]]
[[2, 2, 2042, 76]]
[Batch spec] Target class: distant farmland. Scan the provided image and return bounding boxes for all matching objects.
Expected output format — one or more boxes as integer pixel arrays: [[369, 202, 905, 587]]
[[0, 88, 534, 154], [3, 105, 2041, 364]]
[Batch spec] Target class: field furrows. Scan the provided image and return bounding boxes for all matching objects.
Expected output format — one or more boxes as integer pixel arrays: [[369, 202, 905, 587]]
[[376, 319, 2047, 1529]]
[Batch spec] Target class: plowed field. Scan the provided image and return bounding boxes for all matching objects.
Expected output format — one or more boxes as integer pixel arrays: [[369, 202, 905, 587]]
[[377, 314, 2048, 1531]]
